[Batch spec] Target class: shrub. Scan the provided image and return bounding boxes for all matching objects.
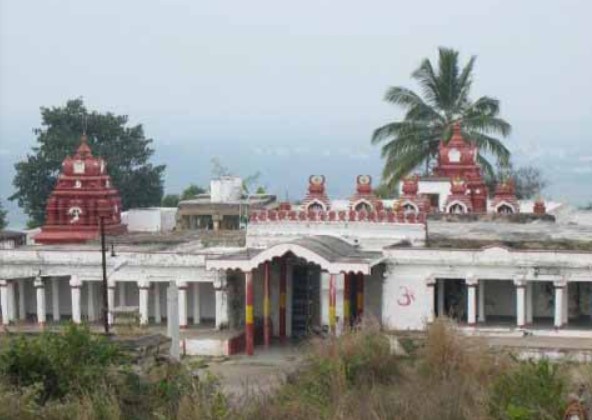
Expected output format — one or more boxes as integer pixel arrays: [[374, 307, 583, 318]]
[[488, 359, 566, 420], [0, 324, 121, 402]]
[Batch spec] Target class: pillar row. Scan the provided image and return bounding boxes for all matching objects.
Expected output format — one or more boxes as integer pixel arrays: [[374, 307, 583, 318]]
[[466, 277, 478, 326], [0, 280, 9, 325], [178, 282, 188, 329], [138, 280, 150, 325], [52, 278, 61, 322], [554, 283, 565, 328]]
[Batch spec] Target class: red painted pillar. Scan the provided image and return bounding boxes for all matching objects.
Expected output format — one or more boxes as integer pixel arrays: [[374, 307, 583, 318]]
[[343, 273, 351, 328], [279, 260, 287, 341], [357, 273, 364, 320], [245, 271, 254, 356], [263, 261, 271, 347], [329, 273, 337, 335]]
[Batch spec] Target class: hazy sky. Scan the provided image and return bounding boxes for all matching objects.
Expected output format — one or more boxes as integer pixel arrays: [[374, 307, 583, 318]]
[[1, 0, 591, 227]]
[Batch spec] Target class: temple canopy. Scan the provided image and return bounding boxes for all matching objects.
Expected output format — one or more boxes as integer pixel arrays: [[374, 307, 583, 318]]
[[206, 235, 383, 274]]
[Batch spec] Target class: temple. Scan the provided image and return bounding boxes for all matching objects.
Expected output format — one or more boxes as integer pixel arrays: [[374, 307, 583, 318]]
[[34, 134, 126, 244], [1, 126, 591, 357]]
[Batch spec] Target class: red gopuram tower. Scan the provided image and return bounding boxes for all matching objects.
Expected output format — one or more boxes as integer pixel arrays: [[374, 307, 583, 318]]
[[433, 122, 488, 213], [34, 134, 126, 244]]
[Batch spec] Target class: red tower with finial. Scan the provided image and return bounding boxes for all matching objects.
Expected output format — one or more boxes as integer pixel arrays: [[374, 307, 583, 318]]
[[434, 122, 488, 213], [34, 134, 126, 244]]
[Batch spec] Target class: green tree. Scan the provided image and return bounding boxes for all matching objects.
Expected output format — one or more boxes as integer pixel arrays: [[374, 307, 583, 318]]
[[10, 99, 165, 227], [161, 194, 181, 207], [0, 200, 7, 230], [181, 184, 206, 200], [372, 47, 512, 187]]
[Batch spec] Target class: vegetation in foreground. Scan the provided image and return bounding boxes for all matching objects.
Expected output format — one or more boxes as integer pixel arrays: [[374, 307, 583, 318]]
[[0, 320, 584, 419]]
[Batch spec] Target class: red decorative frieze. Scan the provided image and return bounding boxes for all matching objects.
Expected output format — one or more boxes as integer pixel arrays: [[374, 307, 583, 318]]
[[34, 134, 126, 244], [249, 208, 425, 224]]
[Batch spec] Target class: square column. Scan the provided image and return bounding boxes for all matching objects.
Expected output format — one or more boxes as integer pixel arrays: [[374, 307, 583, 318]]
[[279, 260, 287, 340], [34, 277, 46, 326], [562, 283, 569, 325], [426, 277, 436, 323], [154, 282, 162, 324], [329, 273, 337, 335], [18, 280, 26, 321], [478, 280, 486, 323], [515, 281, 526, 328], [87, 282, 97, 322], [52, 278, 61, 322], [263, 262, 271, 347], [466, 278, 478, 326], [437, 279, 445, 317], [70, 276, 82, 324], [118, 282, 126, 307], [7, 281, 16, 322], [192, 283, 201, 325], [526, 282, 534, 325], [178, 282, 188, 329], [107, 282, 115, 325], [138, 280, 150, 325], [0, 280, 9, 325], [554, 282, 565, 328], [356, 272, 364, 320], [343, 273, 351, 328], [214, 272, 228, 330], [245, 271, 254, 356]]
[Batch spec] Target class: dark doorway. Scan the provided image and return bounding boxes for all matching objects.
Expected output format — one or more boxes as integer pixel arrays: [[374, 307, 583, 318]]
[[291, 265, 320, 338], [435, 279, 467, 321]]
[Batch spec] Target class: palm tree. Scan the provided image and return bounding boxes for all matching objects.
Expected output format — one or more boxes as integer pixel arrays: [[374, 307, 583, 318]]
[[372, 47, 512, 187]]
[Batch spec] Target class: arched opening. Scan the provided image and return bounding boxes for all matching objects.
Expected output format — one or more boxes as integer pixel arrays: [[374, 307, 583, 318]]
[[402, 202, 418, 214], [448, 203, 466, 214], [354, 201, 372, 213], [307, 201, 325, 212], [497, 204, 514, 214]]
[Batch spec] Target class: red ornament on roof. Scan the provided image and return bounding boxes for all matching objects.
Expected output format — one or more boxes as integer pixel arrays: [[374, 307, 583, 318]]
[[34, 134, 126, 244], [491, 179, 520, 214], [434, 122, 487, 213], [301, 175, 331, 211], [349, 175, 383, 212]]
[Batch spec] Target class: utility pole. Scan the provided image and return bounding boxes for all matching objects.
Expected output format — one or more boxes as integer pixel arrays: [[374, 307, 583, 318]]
[[100, 217, 110, 334]]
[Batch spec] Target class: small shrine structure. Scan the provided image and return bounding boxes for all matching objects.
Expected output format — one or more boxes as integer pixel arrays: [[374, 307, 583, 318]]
[[34, 134, 126, 244]]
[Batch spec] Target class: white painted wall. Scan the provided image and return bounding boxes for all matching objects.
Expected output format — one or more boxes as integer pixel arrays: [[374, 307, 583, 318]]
[[124, 208, 177, 233], [402, 180, 450, 211], [247, 222, 426, 250]]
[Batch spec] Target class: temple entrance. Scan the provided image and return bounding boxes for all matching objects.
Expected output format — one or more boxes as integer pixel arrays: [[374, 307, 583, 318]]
[[436, 278, 467, 321], [291, 265, 321, 338]]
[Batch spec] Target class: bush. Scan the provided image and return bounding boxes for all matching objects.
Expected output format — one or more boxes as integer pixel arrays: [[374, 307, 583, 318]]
[[488, 359, 566, 420], [0, 324, 121, 402]]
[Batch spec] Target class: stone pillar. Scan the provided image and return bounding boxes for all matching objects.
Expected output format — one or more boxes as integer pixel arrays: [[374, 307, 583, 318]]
[[70, 276, 82, 324], [526, 282, 534, 325], [286, 263, 293, 338], [343, 273, 351, 327], [562, 283, 569, 325], [356, 272, 364, 319], [515, 279, 526, 328], [166, 282, 180, 361], [87, 282, 97, 322], [18, 280, 26, 321], [34, 277, 46, 326], [426, 276, 436, 323], [466, 277, 478, 326], [138, 280, 150, 325], [7, 281, 16, 322], [214, 272, 228, 329], [118, 282, 126, 307], [107, 282, 115, 325], [192, 282, 201, 325], [0, 280, 9, 325], [437, 278, 445, 317], [52, 277, 61, 322], [554, 281, 565, 328], [178, 282, 188, 329], [263, 261, 271, 347], [329, 273, 337, 335], [279, 260, 287, 340], [478, 280, 486, 323], [245, 270, 254, 356], [154, 282, 162, 324]]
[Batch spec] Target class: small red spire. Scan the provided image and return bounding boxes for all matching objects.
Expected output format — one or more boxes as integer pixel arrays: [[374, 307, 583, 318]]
[[74, 133, 93, 159]]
